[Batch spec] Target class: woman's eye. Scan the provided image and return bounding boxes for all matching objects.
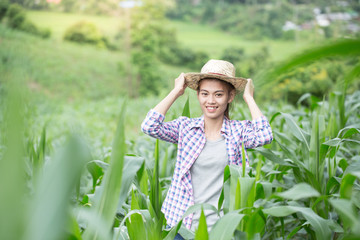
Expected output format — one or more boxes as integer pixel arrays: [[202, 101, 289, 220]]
[[201, 93, 208, 96], [216, 94, 223, 97]]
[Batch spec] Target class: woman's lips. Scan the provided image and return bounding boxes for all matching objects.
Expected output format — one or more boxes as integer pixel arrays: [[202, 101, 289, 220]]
[[206, 106, 218, 112]]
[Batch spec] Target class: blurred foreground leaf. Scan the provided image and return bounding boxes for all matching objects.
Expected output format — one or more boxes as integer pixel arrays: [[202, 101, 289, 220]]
[[0, 81, 26, 240], [83, 101, 127, 240], [25, 135, 91, 240]]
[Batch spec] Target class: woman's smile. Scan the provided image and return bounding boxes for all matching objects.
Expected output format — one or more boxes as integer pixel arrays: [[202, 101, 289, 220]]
[[197, 79, 235, 121], [206, 105, 218, 112]]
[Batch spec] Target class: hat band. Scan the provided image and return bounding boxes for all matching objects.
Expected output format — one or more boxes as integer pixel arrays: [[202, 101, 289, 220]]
[[207, 72, 230, 77]]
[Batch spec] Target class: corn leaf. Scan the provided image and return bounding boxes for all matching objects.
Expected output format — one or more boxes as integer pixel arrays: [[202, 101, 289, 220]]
[[263, 206, 331, 239], [0, 84, 26, 240], [280, 112, 310, 150], [117, 156, 144, 212], [276, 183, 320, 200], [150, 139, 161, 219], [83, 101, 127, 240], [163, 220, 183, 240], [26, 136, 91, 240], [329, 199, 360, 235], [182, 96, 191, 117], [210, 211, 244, 240], [340, 174, 357, 199], [255, 39, 360, 89], [195, 208, 209, 240]]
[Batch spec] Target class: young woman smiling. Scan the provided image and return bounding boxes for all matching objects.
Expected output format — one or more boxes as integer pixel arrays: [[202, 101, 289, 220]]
[[141, 59, 273, 239]]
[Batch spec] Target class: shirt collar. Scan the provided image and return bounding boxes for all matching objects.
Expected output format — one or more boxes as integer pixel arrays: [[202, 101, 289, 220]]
[[189, 116, 205, 132], [221, 117, 231, 137], [189, 116, 231, 137]]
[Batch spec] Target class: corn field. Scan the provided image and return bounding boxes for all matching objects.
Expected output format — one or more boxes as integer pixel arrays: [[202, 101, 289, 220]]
[[0, 39, 360, 240]]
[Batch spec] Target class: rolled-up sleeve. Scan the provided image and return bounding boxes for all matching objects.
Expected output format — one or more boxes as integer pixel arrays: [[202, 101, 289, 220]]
[[141, 109, 181, 144], [242, 115, 273, 149]]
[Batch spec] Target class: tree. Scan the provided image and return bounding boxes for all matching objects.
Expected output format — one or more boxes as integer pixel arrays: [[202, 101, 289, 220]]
[[130, 0, 174, 96]]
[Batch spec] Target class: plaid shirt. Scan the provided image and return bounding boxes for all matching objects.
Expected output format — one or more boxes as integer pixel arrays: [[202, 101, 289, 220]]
[[141, 109, 273, 229]]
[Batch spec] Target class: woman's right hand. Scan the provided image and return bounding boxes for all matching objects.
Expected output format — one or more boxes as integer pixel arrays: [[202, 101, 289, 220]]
[[153, 73, 187, 116], [173, 73, 187, 97]]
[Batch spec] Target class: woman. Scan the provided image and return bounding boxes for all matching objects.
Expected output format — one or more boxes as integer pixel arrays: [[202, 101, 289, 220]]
[[141, 59, 273, 237]]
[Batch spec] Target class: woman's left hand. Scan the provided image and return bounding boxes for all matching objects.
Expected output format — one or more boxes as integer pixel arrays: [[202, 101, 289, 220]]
[[243, 78, 254, 102]]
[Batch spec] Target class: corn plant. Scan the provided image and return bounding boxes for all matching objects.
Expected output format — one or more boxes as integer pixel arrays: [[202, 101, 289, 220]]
[[1, 39, 359, 240]]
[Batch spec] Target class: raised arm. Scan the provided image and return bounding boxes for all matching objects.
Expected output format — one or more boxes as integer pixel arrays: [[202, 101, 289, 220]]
[[241, 78, 273, 148], [141, 73, 187, 144], [153, 73, 187, 116], [243, 78, 263, 120]]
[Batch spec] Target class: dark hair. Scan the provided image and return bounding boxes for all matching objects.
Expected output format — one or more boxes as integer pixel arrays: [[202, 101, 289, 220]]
[[197, 78, 235, 119]]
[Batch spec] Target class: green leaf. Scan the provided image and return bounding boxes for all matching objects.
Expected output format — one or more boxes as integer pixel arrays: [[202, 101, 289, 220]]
[[256, 182, 272, 200], [246, 209, 266, 238], [276, 183, 320, 200], [87, 160, 104, 191], [34, 125, 46, 170], [287, 225, 303, 239], [113, 226, 129, 240], [195, 208, 209, 240], [163, 220, 183, 240], [117, 156, 144, 211], [150, 139, 162, 219], [218, 165, 232, 213], [263, 206, 331, 239], [183, 203, 219, 219], [255, 39, 360, 89], [83, 101, 127, 240], [239, 177, 256, 209], [338, 127, 360, 139], [241, 141, 246, 177], [235, 179, 241, 210], [330, 199, 360, 235], [340, 174, 357, 199], [26, 136, 91, 240], [281, 112, 310, 150], [254, 147, 289, 166], [326, 176, 341, 195], [67, 214, 82, 240], [209, 211, 244, 240], [124, 210, 149, 240], [0, 81, 27, 240], [181, 96, 191, 117], [137, 160, 149, 196], [323, 138, 342, 147]]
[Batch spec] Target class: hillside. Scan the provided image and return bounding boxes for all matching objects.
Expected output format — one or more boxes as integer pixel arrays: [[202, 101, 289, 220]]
[[0, 24, 128, 102], [28, 10, 310, 61]]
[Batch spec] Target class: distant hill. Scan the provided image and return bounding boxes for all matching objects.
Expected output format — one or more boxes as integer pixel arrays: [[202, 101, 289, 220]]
[[0, 24, 127, 102]]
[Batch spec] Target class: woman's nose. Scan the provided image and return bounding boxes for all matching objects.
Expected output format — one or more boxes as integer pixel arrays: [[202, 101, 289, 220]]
[[208, 95, 215, 103]]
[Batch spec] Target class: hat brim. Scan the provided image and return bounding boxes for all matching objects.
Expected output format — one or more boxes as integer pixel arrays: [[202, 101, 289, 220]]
[[184, 73, 248, 91]]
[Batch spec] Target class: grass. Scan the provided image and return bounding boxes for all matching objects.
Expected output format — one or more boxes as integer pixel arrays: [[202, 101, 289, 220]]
[[27, 10, 121, 40], [27, 10, 311, 62], [167, 20, 311, 61], [0, 24, 127, 102]]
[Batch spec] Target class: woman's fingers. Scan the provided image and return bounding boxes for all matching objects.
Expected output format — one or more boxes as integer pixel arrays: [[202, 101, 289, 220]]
[[174, 73, 187, 96], [243, 78, 254, 99]]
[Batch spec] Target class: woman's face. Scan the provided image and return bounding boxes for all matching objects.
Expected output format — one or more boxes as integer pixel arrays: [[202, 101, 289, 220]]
[[197, 79, 235, 121]]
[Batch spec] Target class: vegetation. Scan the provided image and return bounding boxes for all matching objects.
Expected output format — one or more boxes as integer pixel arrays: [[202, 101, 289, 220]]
[[63, 20, 117, 50], [0, 1, 359, 239], [2, 2, 50, 38], [167, 0, 360, 40], [1, 75, 359, 239]]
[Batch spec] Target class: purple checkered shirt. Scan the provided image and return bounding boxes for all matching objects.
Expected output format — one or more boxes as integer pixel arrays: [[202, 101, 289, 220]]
[[141, 109, 273, 229]]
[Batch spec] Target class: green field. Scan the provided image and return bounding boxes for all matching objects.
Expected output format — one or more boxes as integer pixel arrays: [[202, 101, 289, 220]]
[[27, 10, 121, 40], [28, 10, 310, 61], [1, 8, 360, 240]]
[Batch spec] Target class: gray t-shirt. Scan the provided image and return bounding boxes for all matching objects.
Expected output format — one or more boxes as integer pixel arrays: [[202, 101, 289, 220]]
[[190, 136, 228, 232]]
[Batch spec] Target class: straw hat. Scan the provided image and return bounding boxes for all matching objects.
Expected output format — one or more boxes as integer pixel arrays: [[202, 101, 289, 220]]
[[184, 59, 247, 91]]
